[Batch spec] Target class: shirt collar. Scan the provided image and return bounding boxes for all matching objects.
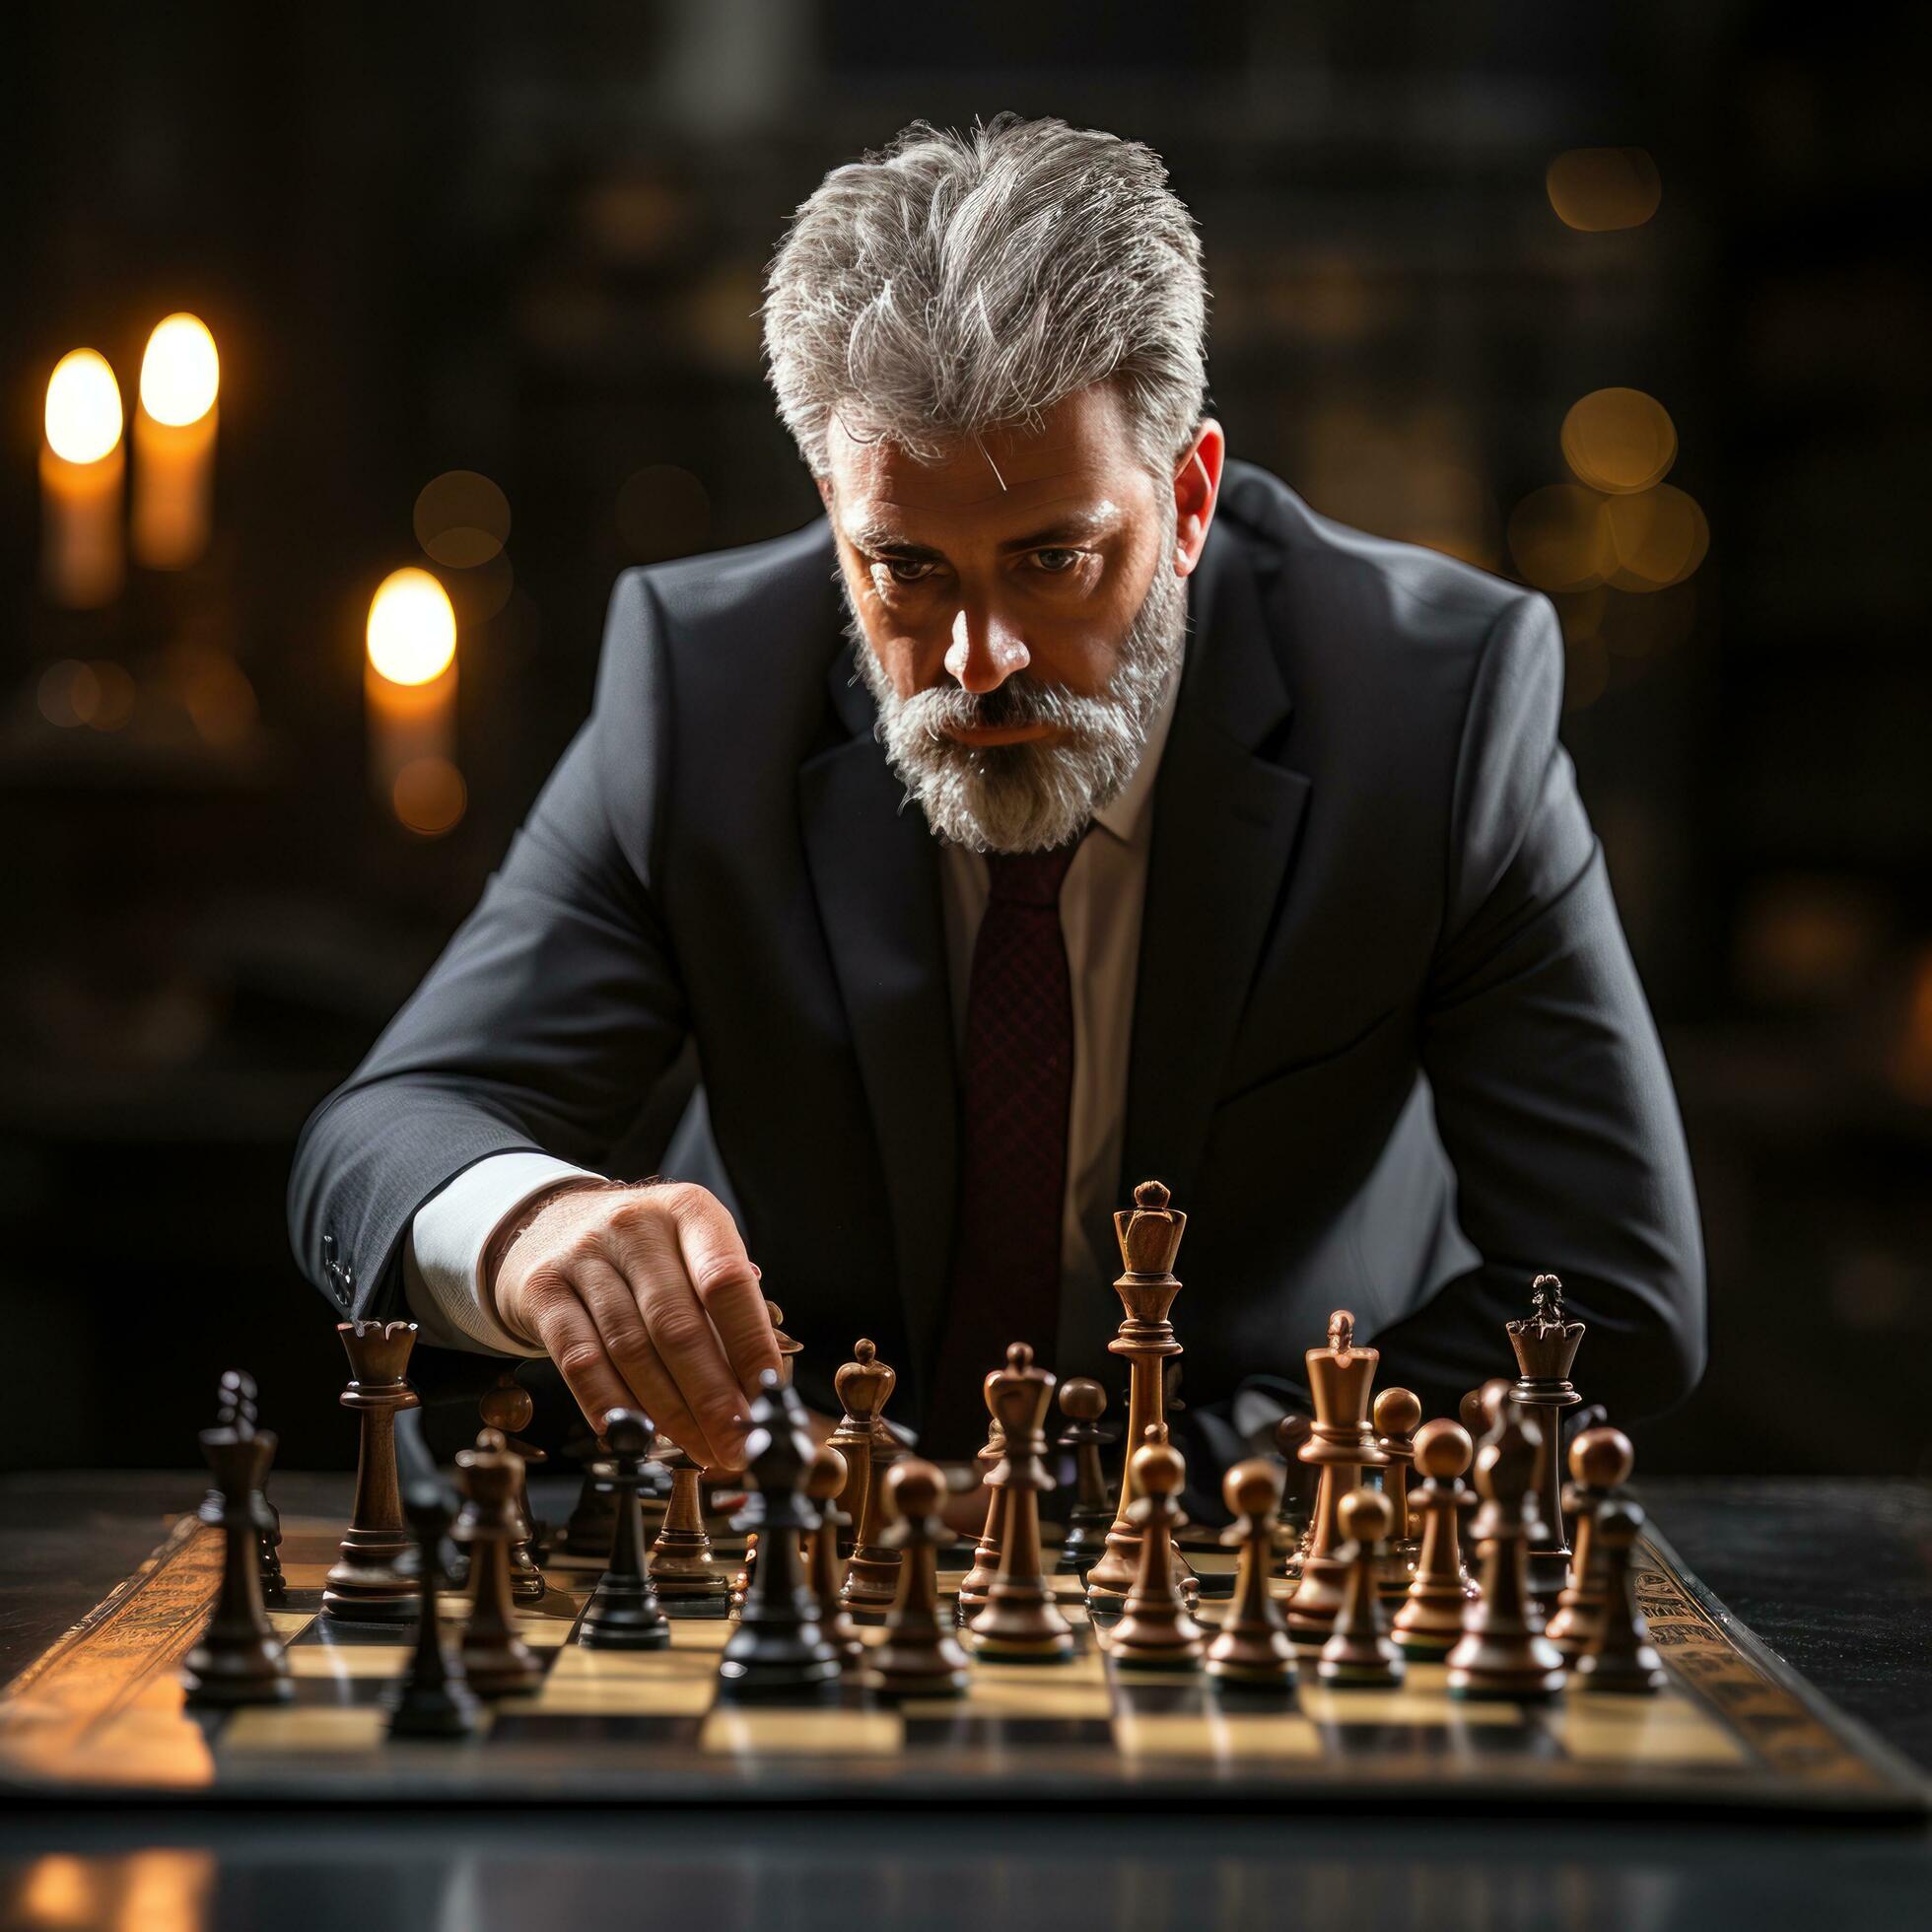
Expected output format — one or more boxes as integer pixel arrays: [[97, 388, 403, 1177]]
[[1090, 645, 1185, 846]]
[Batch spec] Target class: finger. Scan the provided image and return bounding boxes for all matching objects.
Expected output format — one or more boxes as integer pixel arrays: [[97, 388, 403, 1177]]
[[605, 1212, 755, 1467], [523, 1294, 634, 1444], [665, 1191, 782, 1399], [572, 1256, 719, 1464]]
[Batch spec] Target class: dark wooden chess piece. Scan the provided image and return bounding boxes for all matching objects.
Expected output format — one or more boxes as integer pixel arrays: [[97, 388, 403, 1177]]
[[454, 1427, 543, 1697], [1573, 1497, 1666, 1695], [182, 1371, 293, 1707], [969, 1344, 1075, 1663], [805, 1445, 865, 1665], [1548, 1426, 1634, 1661], [1285, 1310, 1386, 1651], [1055, 1376, 1115, 1573], [203, 1371, 286, 1606], [1108, 1427, 1206, 1671], [1446, 1407, 1565, 1702], [1318, 1487, 1405, 1688], [562, 1422, 619, 1556], [1507, 1274, 1585, 1603], [1373, 1387, 1422, 1601], [388, 1414, 483, 1739], [1205, 1458, 1296, 1689], [1086, 1180, 1189, 1610], [834, 1340, 902, 1613], [726, 1298, 803, 1613], [871, 1460, 971, 1698], [1273, 1413, 1314, 1581], [718, 1370, 842, 1694], [480, 1372, 548, 1599], [322, 1319, 420, 1623], [954, 1381, 1006, 1620], [1393, 1418, 1478, 1661], [581, 1409, 671, 1650], [649, 1437, 730, 1616]]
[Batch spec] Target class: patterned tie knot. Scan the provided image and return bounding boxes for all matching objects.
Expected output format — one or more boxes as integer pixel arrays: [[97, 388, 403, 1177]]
[[985, 827, 1087, 907]]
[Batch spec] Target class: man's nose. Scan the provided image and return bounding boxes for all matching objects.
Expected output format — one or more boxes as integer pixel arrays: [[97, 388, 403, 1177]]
[[943, 610, 1030, 693]]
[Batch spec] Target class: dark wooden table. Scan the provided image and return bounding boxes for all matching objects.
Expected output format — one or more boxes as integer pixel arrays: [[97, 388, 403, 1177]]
[[0, 1473, 1926, 1931]]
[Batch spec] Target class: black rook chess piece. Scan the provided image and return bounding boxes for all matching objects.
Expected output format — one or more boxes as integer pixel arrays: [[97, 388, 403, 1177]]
[[322, 1320, 420, 1622], [182, 1371, 293, 1707]]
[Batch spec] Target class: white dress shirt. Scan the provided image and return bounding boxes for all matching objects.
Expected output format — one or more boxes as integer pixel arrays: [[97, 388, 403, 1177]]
[[403, 651, 1186, 1355]]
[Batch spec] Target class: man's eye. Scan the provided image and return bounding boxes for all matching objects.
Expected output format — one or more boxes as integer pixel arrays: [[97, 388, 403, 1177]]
[[1034, 548, 1081, 574], [881, 559, 933, 586]]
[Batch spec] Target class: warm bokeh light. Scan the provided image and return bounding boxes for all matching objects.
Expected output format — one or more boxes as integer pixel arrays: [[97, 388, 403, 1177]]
[[44, 349, 123, 463], [393, 755, 467, 836], [1508, 484, 1613, 593], [16, 1852, 98, 1926], [1561, 387, 1678, 494], [615, 463, 712, 563], [138, 313, 220, 426], [1547, 148, 1662, 232], [414, 469, 511, 568], [1605, 485, 1710, 589], [37, 659, 101, 728], [366, 568, 457, 685]]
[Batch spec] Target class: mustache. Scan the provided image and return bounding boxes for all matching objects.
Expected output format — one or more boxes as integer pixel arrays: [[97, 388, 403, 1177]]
[[897, 672, 1113, 741]]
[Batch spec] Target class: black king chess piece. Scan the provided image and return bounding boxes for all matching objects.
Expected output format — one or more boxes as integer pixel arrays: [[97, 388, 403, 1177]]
[[182, 1370, 293, 1707], [718, 1370, 843, 1696], [1507, 1273, 1585, 1603]]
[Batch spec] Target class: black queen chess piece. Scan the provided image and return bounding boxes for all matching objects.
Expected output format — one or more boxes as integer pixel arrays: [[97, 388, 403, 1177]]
[[182, 1370, 293, 1707], [1507, 1274, 1585, 1603]]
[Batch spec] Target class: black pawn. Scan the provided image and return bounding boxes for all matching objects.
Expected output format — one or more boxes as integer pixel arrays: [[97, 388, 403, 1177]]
[[388, 1459, 484, 1738], [580, 1409, 670, 1650], [182, 1371, 293, 1707], [718, 1370, 842, 1695], [1573, 1497, 1667, 1696]]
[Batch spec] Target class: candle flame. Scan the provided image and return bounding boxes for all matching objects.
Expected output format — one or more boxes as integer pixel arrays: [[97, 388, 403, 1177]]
[[367, 568, 456, 685], [139, 313, 221, 426], [45, 350, 123, 463]]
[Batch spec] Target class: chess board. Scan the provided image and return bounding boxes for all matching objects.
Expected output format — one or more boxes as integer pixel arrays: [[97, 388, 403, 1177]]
[[0, 1510, 1921, 1818]]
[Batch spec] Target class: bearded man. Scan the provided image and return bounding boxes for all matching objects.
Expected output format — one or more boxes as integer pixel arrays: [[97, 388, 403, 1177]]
[[289, 113, 1704, 1479]]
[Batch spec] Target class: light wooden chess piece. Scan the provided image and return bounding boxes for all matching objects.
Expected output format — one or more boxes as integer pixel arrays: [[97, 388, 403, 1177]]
[[649, 1437, 730, 1616], [322, 1319, 420, 1622], [455, 1427, 543, 1697], [1273, 1413, 1314, 1581], [835, 1340, 903, 1613], [1085, 1180, 1190, 1611], [1108, 1427, 1205, 1671], [479, 1373, 548, 1600], [1285, 1310, 1386, 1652], [1445, 1406, 1565, 1702], [1507, 1274, 1586, 1603], [1548, 1425, 1634, 1661], [955, 1378, 1007, 1620], [969, 1344, 1075, 1663], [805, 1444, 865, 1666], [1573, 1497, 1666, 1696], [1205, 1458, 1296, 1689], [1318, 1487, 1405, 1688], [1393, 1418, 1477, 1662], [1373, 1387, 1422, 1601], [870, 1460, 970, 1699]]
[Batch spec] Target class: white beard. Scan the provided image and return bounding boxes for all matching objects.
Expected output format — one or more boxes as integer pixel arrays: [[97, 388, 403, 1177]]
[[841, 554, 1188, 855]]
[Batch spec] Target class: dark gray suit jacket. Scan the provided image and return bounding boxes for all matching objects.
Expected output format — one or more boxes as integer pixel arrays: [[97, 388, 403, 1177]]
[[289, 457, 1705, 1436]]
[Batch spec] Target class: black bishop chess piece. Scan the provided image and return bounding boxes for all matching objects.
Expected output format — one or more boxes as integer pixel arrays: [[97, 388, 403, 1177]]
[[1507, 1274, 1585, 1603], [1318, 1487, 1405, 1689], [387, 1408, 483, 1739], [968, 1343, 1075, 1663], [322, 1319, 420, 1622], [1446, 1405, 1565, 1702], [717, 1370, 842, 1696], [182, 1370, 293, 1707], [1573, 1496, 1667, 1696], [1054, 1376, 1115, 1574], [1285, 1310, 1385, 1652], [871, 1460, 971, 1699], [1205, 1458, 1297, 1690], [580, 1410, 671, 1650]]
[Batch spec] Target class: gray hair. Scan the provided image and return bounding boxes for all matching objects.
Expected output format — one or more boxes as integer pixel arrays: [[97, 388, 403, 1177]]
[[760, 112, 1208, 485]]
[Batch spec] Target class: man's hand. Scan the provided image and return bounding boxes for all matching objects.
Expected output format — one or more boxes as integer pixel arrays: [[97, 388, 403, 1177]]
[[490, 1180, 780, 1472]]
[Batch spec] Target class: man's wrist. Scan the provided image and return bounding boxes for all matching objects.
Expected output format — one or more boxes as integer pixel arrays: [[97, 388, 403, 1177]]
[[482, 1175, 635, 1339]]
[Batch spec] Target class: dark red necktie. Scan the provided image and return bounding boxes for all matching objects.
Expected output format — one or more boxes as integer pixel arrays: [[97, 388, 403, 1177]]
[[922, 828, 1085, 1457]]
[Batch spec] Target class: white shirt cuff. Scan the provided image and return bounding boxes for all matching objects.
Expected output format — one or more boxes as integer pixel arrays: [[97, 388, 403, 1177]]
[[402, 1151, 602, 1356]]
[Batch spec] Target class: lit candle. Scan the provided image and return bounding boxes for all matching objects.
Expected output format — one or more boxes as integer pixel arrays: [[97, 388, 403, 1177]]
[[40, 349, 124, 608], [366, 567, 464, 834], [132, 313, 221, 570]]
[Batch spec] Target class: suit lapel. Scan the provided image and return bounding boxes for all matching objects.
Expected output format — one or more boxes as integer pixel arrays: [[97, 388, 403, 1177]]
[[1119, 522, 1313, 1233], [798, 664, 959, 1400]]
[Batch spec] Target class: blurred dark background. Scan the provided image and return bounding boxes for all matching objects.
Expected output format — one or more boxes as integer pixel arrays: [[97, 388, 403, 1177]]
[[3, 3, 1926, 1475]]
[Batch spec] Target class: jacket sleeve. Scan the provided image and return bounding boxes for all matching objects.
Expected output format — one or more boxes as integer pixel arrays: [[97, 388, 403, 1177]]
[[1377, 590, 1707, 1421], [286, 568, 690, 1326]]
